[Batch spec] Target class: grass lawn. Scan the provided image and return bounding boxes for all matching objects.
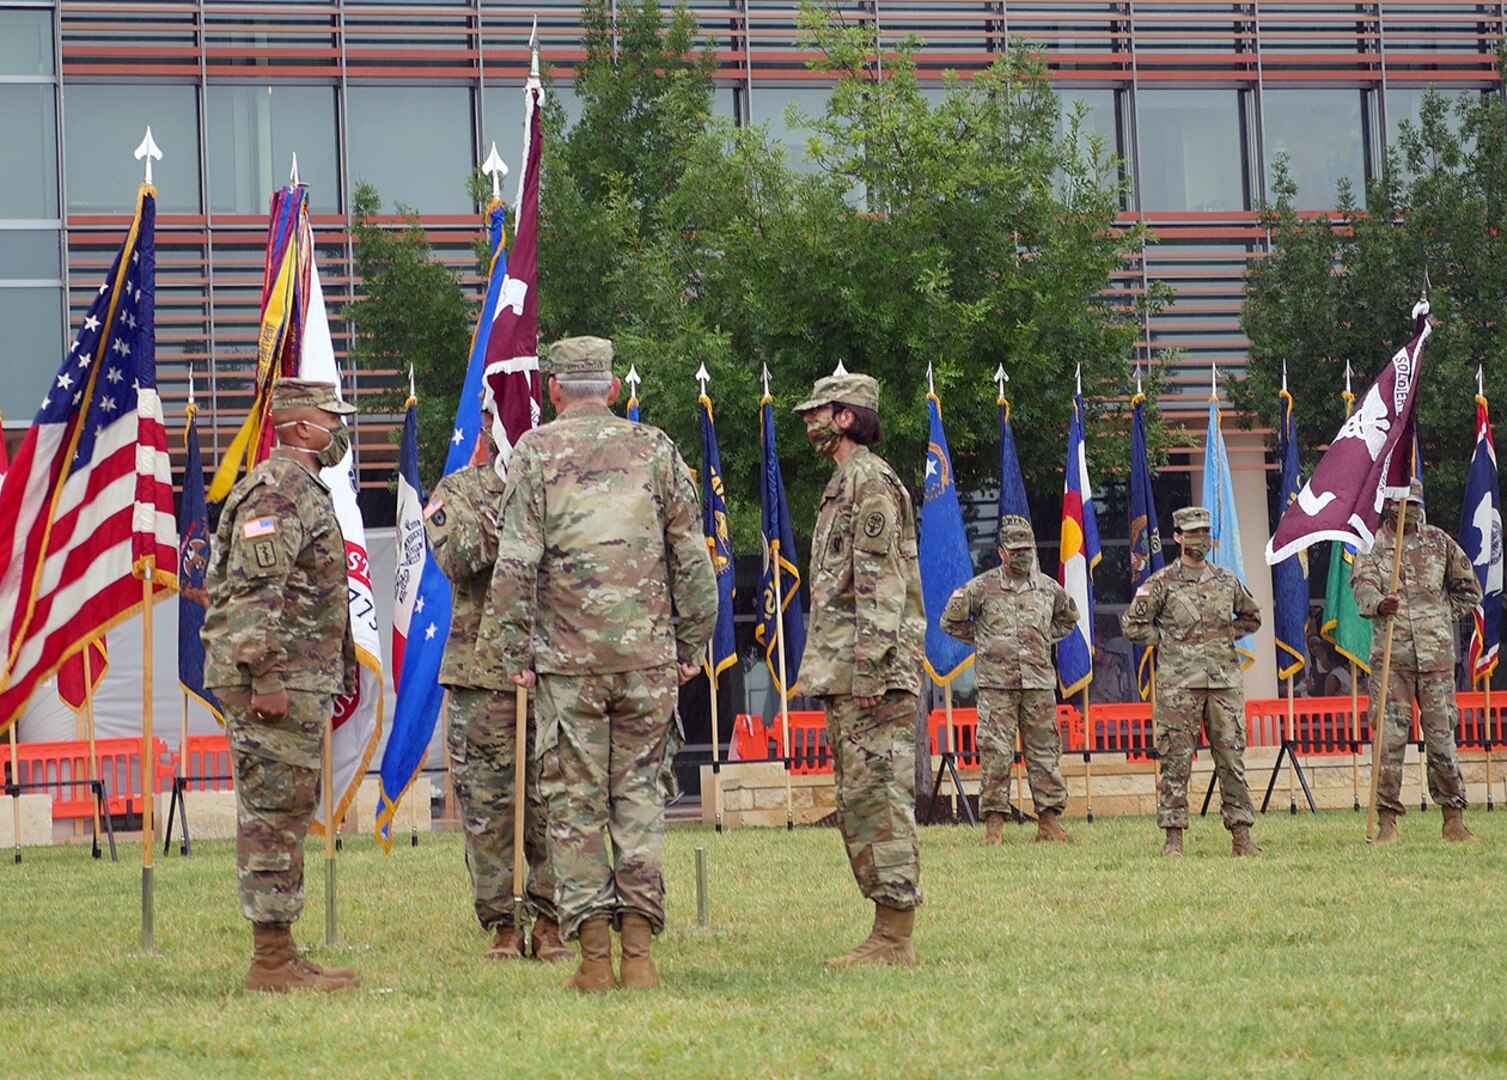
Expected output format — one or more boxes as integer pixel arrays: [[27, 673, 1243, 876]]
[[2, 811, 1506, 1079]]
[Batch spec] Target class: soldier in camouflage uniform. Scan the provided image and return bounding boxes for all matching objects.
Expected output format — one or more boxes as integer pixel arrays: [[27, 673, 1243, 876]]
[[424, 391, 570, 962], [202, 378, 361, 993], [941, 515, 1078, 846], [1351, 479, 1482, 843], [482, 336, 717, 992], [796, 372, 927, 970], [1121, 506, 1263, 857]]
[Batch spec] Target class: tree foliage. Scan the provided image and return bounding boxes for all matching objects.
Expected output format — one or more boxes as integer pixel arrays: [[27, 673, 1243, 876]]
[[1237, 82, 1507, 529]]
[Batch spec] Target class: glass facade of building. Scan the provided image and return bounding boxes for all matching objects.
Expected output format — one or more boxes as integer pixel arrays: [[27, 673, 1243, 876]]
[[4, 0, 1503, 487]]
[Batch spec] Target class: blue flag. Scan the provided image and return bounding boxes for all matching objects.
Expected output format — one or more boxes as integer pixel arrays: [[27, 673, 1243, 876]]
[[921, 392, 975, 684], [177, 402, 220, 720], [997, 396, 1031, 541], [1461, 393, 1502, 684], [1202, 398, 1254, 669], [375, 200, 507, 848], [1272, 388, 1308, 681], [699, 395, 736, 685], [1057, 393, 1100, 698], [1128, 394, 1163, 699], [755, 394, 805, 699]]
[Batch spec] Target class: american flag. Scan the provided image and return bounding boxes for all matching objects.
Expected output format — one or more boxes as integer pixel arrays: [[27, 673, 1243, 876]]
[[0, 185, 177, 732]]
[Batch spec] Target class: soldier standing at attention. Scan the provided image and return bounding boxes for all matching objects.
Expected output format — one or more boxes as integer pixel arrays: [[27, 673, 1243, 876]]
[[1351, 479, 1482, 843], [483, 336, 717, 993], [795, 372, 926, 969], [423, 388, 571, 962], [940, 515, 1079, 846], [202, 379, 361, 993], [1121, 506, 1263, 857]]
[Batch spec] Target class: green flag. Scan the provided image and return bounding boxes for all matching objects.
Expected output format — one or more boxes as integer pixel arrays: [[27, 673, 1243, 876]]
[[1322, 540, 1372, 672]]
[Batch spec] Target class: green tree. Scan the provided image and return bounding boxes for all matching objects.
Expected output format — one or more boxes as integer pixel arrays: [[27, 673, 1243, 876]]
[[1237, 84, 1507, 528]]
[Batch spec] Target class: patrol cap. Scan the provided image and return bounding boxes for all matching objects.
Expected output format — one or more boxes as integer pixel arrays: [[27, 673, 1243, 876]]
[[793, 373, 881, 415], [1394, 478, 1425, 505], [270, 378, 357, 416], [1172, 505, 1212, 531], [546, 335, 614, 375], [999, 515, 1035, 548]]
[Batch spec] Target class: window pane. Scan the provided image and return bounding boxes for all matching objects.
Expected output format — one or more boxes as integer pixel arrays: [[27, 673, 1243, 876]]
[[207, 84, 340, 214], [63, 83, 202, 213], [483, 82, 581, 152], [749, 86, 831, 172], [0, 287, 65, 419], [0, 8, 54, 77], [1135, 90, 1247, 212], [1386, 86, 1470, 148], [0, 230, 61, 279], [1263, 89, 1366, 208], [346, 86, 474, 213], [0, 85, 59, 221], [1059, 87, 1119, 158]]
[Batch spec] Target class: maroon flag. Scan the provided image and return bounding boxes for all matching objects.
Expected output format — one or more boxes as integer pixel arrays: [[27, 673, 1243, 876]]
[[483, 58, 544, 470], [1265, 299, 1430, 565]]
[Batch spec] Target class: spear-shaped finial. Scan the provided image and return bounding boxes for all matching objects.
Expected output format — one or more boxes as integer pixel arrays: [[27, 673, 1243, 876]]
[[1344, 359, 1353, 397], [1281, 359, 1287, 395], [528, 16, 540, 80], [481, 142, 508, 202], [408, 365, 416, 402], [1074, 363, 1082, 397], [134, 127, 162, 186], [1210, 360, 1218, 399], [762, 363, 771, 399], [926, 362, 935, 396], [1135, 359, 1143, 398], [626, 364, 642, 398], [188, 367, 196, 407], [290, 152, 302, 187], [993, 363, 1008, 402], [833, 360, 849, 377], [694, 363, 709, 398], [1479, 363, 1485, 398]]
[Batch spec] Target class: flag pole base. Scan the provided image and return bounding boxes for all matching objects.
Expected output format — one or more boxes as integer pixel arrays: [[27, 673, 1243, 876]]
[[324, 858, 337, 947], [141, 866, 154, 951]]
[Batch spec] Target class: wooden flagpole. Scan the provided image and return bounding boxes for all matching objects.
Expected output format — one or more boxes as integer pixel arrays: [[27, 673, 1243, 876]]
[[1150, 675, 1160, 788], [84, 643, 102, 841], [707, 642, 724, 833], [941, 682, 956, 820], [1484, 679, 1494, 812], [1366, 498, 1411, 840], [1285, 673, 1297, 812], [7, 719, 19, 863], [323, 711, 337, 945], [1081, 687, 1094, 823], [140, 572, 155, 949], [772, 550, 794, 831], [1013, 728, 1025, 821], [512, 684, 529, 943], [1349, 660, 1361, 811], [440, 691, 455, 823]]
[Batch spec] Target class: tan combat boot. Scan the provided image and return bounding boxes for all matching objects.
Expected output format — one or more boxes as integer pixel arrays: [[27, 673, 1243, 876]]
[[982, 813, 1005, 846], [531, 917, 574, 963], [1230, 824, 1263, 857], [290, 944, 360, 990], [485, 926, 526, 960], [563, 917, 616, 992], [618, 913, 661, 989], [1375, 809, 1400, 844], [826, 904, 917, 969], [1161, 827, 1183, 857], [1441, 805, 1480, 843], [1035, 809, 1075, 844], [246, 925, 352, 993]]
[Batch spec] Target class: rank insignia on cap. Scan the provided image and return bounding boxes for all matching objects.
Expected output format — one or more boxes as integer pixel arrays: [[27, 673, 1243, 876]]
[[243, 517, 277, 539]]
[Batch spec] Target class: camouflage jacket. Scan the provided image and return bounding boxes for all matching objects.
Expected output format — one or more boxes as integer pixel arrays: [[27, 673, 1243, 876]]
[[802, 446, 926, 698], [481, 402, 717, 677], [1120, 560, 1260, 690], [1351, 520, 1481, 673], [939, 565, 1078, 690], [424, 463, 506, 690], [202, 454, 356, 695]]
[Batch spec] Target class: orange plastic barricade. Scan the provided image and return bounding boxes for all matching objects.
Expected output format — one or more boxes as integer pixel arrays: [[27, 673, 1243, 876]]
[[178, 734, 234, 792], [728, 715, 772, 761], [1455, 692, 1507, 748], [928, 708, 980, 770], [1244, 696, 1369, 755], [2, 737, 171, 818], [1087, 702, 1153, 759], [767, 711, 831, 775]]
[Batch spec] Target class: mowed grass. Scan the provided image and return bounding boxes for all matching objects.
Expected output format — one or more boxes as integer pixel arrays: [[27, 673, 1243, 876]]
[[3, 812, 1507, 1079]]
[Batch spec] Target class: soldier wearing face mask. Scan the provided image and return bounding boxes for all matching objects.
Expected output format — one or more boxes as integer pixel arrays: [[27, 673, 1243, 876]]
[[940, 515, 1079, 845], [1122, 506, 1263, 857], [1351, 479, 1482, 843]]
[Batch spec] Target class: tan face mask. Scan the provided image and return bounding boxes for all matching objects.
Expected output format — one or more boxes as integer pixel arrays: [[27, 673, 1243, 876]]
[[805, 413, 843, 456]]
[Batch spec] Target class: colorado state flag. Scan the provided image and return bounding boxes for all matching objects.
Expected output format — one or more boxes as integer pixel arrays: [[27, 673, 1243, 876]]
[[1057, 392, 1100, 697]]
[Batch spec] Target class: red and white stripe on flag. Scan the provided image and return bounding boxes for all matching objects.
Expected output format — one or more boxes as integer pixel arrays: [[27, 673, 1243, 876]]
[[0, 187, 176, 732]]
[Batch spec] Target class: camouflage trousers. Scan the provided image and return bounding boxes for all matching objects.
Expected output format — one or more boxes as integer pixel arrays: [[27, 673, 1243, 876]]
[[976, 688, 1067, 816], [1155, 685, 1255, 830], [536, 665, 677, 941], [446, 687, 556, 931], [1369, 665, 1467, 814], [221, 688, 326, 928], [822, 692, 923, 911]]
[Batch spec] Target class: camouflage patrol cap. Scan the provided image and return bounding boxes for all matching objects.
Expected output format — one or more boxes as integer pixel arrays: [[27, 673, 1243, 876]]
[[1404, 478, 1424, 504], [793, 373, 881, 415], [999, 515, 1035, 548], [1172, 505, 1212, 531], [270, 378, 357, 416], [546, 335, 614, 375]]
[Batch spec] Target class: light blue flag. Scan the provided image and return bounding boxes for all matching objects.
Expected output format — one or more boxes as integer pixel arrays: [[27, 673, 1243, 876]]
[[921, 391, 975, 684], [1202, 397, 1254, 669]]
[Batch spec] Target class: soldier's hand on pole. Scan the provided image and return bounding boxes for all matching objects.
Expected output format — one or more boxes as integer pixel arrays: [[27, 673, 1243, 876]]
[[251, 688, 290, 722], [509, 670, 537, 690], [1378, 594, 1400, 616], [677, 662, 700, 685]]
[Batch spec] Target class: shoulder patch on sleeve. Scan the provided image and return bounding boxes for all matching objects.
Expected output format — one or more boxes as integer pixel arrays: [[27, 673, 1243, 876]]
[[863, 510, 888, 539], [423, 495, 445, 521], [243, 517, 277, 539]]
